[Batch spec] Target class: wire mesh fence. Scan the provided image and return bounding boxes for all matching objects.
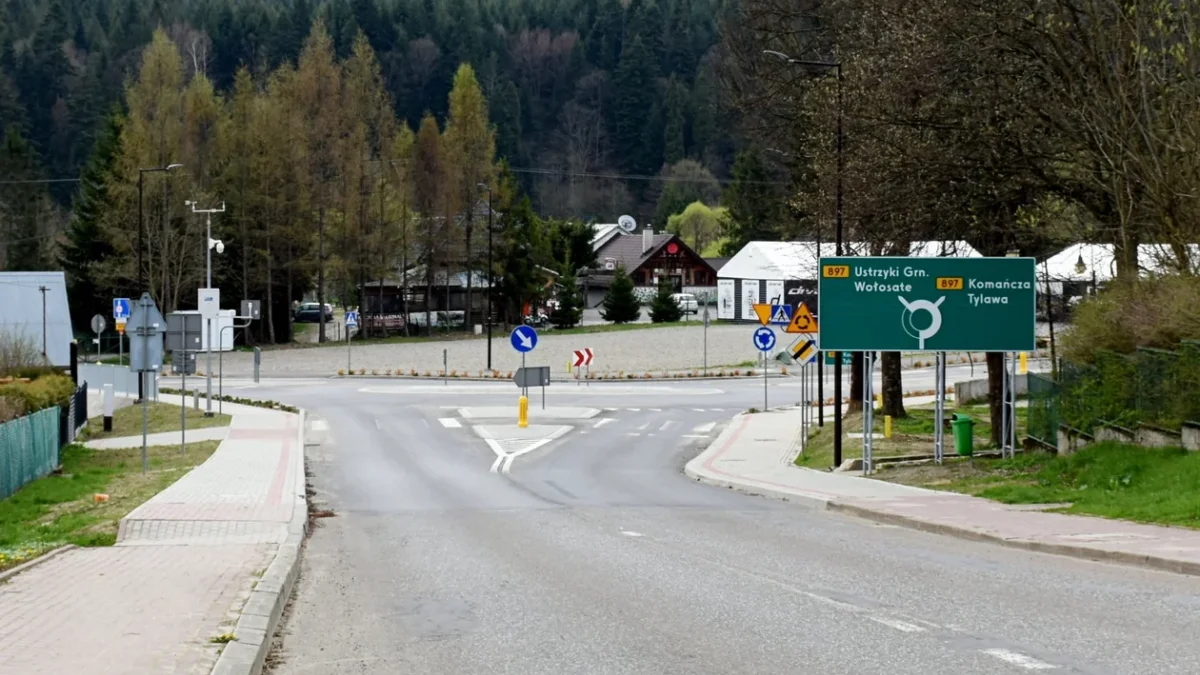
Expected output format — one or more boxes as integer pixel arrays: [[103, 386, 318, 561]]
[[0, 407, 61, 500], [1030, 344, 1200, 444]]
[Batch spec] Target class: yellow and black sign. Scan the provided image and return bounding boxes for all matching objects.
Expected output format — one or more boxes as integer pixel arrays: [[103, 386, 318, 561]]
[[936, 277, 964, 290], [791, 339, 818, 363], [786, 302, 819, 334], [822, 264, 850, 278]]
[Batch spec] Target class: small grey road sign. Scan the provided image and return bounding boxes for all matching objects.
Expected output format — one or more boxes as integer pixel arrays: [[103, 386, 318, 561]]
[[128, 293, 166, 372], [513, 366, 551, 388], [91, 314, 106, 335]]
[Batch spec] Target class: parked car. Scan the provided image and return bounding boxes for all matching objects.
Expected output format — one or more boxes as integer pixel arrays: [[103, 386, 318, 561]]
[[670, 293, 699, 314], [294, 302, 332, 323]]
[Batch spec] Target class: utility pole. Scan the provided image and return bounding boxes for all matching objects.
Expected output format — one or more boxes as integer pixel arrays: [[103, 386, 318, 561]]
[[479, 183, 494, 371], [38, 286, 48, 358], [189, 200, 225, 417], [136, 163, 182, 401]]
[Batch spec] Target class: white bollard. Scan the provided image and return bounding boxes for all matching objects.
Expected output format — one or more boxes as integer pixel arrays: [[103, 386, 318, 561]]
[[102, 383, 114, 432]]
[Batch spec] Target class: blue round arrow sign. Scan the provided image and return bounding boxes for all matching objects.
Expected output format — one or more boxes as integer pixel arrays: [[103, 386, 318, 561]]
[[510, 325, 538, 353], [753, 327, 776, 352]]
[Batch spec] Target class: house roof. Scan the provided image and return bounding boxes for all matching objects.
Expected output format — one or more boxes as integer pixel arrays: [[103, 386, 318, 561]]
[[0, 272, 72, 367], [595, 232, 676, 272], [1040, 243, 1199, 282], [718, 240, 981, 281], [591, 223, 622, 251], [705, 257, 731, 272]]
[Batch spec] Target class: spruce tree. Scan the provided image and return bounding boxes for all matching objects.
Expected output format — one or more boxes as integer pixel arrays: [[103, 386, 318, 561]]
[[649, 283, 682, 323], [600, 265, 641, 324], [550, 262, 583, 329]]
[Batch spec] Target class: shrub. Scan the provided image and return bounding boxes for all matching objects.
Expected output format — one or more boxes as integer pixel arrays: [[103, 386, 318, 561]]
[[0, 330, 47, 378], [1063, 275, 1200, 362], [337, 369, 345, 376], [0, 373, 75, 414]]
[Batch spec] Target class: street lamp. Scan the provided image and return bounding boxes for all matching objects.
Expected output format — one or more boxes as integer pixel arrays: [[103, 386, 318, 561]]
[[764, 48, 845, 467], [136, 162, 182, 402], [187, 200, 226, 417], [478, 182, 494, 371]]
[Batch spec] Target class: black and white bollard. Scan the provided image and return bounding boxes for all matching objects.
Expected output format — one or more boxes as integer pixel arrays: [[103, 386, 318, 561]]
[[102, 383, 114, 432]]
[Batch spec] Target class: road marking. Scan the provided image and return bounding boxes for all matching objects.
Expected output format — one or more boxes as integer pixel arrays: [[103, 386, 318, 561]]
[[626, 433, 641, 437], [620, 530, 644, 537], [628, 408, 641, 412], [648, 408, 662, 412], [659, 421, 674, 431], [604, 407, 617, 412], [867, 616, 925, 633], [439, 418, 462, 428], [709, 408, 725, 412], [980, 649, 1057, 670], [310, 420, 329, 432], [681, 435, 710, 439], [637, 422, 650, 431], [374, 419, 382, 430], [594, 418, 614, 428], [693, 408, 706, 412], [422, 419, 429, 428], [693, 422, 716, 433]]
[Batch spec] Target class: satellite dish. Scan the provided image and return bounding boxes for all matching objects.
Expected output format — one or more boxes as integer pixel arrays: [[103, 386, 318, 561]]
[[617, 215, 636, 233]]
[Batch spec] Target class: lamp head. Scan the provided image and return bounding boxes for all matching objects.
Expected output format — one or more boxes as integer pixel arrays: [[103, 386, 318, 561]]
[[166, 163, 183, 171], [1074, 254, 1086, 275]]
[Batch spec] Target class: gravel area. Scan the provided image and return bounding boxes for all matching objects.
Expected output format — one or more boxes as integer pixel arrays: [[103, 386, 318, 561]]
[[212, 322, 1049, 377]]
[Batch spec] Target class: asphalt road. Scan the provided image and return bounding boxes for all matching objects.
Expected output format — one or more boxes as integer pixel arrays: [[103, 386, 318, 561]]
[[233, 378, 1200, 675]]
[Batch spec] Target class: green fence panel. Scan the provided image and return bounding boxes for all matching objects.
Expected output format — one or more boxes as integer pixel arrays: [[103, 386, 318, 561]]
[[1026, 373, 1060, 447], [0, 408, 62, 500]]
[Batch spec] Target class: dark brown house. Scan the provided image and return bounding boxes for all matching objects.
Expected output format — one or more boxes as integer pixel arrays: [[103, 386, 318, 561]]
[[582, 230, 718, 307]]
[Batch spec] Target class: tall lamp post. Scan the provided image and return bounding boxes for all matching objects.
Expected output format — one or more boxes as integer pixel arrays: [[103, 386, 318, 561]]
[[136, 163, 183, 402], [478, 183, 494, 371], [187, 200, 226, 417], [764, 49, 844, 468]]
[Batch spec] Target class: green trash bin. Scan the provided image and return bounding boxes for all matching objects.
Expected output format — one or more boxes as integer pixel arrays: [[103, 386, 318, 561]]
[[951, 413, 974, 456]]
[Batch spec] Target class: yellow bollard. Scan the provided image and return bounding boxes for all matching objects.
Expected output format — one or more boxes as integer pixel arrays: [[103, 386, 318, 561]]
[[884, 415, 893, 439], [518, 395, 529, 428], [1019, 352, 1028, 374]]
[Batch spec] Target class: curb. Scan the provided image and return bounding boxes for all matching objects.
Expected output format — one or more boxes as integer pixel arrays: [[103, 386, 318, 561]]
[[331, 374, 791, 383], [0, 544, 77, 583], [825, 501, 1200, 578], [210, 409, 309, 675]]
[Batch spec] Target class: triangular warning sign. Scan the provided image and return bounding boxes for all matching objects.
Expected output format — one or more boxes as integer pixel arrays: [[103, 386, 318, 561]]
[[770, 305, 791, 324], [752, 303, 773, 326], [786, 302, 819, 334]]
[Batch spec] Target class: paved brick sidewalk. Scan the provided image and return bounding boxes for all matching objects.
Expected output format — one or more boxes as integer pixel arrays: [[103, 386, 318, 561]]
[[686, 408, 1200, 576], [85, 425, 230, 450], [0, 399, 306, 675]]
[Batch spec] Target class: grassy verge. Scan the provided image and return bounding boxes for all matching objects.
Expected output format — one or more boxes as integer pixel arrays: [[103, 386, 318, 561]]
[[83, 401, 231, 440], [793, 404, 1021, 469], [0, 441, 220, 571], [875, 442, 1200, 529]]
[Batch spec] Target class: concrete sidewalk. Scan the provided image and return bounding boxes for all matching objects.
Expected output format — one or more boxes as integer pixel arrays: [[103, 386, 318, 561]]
[[0, 397, 307, 675], [685, 408, 1200, 577], [84, 425, 231, 450]]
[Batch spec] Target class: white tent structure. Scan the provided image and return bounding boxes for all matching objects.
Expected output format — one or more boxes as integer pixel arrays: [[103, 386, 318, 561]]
[[716, 240, 981, 321], [0, 271, 73, 367]]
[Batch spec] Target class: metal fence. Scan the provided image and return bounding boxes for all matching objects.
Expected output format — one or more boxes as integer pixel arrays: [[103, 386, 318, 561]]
[[59, 383, 87, 446], [0, 407, 61, 500], [77, 363, 157, 398], [1026, 372, 1060, 447], [1028, 344, 1200, 444]]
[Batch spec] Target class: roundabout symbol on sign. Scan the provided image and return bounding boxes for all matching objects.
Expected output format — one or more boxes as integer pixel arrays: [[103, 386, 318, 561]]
[[753, 327, 776, 352], [898, 295, 945, 349]]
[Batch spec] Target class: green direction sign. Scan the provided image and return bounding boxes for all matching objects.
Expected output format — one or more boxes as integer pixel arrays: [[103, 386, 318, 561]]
[[818, 256, 1036, 352], [824, 351, 852, 366]]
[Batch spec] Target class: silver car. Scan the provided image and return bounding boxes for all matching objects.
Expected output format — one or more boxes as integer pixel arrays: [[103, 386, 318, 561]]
[[670, 293, 699, 314]]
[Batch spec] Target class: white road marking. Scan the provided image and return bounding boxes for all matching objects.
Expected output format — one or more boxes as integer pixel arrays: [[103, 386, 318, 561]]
[[374, 419, 382, 430], [693, 408, 706, 412], [620, 530, 644, 537], [628, 408, 641, 412], [310, 420, 329, 432], [422, 419, 429, 428], [626, 433, 641, 437], [604, 407, 617, 412], [659, 421, 674, 431], [709, 408, 725, 412], [693, 422, 716, 433], [637, 422, 650, 430], [681, 435, 711, 439], [980, 649, 1058, 670], [594, 418, 615, 428], [648, 408, 662, 412], [438, 418, 462, 428], [867, 616, 925, 633]]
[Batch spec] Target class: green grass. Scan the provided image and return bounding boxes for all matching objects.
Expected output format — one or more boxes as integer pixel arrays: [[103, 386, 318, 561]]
[[0, 441, 220, 570], [877, 442, 1200, 528], [793, 405, 1017, 469], [83, 401, 231, 440]]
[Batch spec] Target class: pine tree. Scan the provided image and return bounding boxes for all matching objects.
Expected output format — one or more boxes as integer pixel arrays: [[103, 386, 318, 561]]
[[721, 147, 784, 255], [610, 35, 656, 176], [662, 78, 688, 165], [550, 261, 583, 329], [649, 282, 682, 323], [600, 265, 641, 324], [0, 126, 50, 270], [61, 111, 122, 330]]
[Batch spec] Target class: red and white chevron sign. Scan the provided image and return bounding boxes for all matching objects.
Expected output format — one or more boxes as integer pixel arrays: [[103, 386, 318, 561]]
[[572, 348, 594, 367]]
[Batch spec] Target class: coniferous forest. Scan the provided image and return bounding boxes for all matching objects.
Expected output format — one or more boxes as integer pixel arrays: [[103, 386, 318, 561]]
[[0, 0, 754, 340]]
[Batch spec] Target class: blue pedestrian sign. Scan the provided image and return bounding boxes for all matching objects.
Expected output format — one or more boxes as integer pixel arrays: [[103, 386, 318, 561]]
[[510, 325, 538, 353], [753, 327, 776, 352], [113, 298, 131, 320], [769, 304, 793, 326], [345, 310, 359, 329]]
